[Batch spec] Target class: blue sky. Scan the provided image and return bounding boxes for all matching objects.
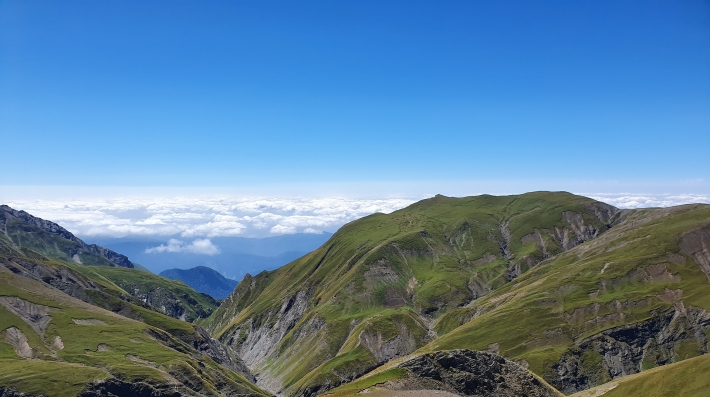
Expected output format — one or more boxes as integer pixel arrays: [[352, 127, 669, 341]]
[[1, 0, 709, 196]]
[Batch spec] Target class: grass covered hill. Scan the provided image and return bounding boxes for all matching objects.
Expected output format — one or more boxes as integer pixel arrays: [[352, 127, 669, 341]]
[[424, 203, 710, 393], [0, 259, 269, 397], [203, 192, 620, 396], [0, 205, 134, 268], [0, 205, 219, 322], [319, 199, 710, 397], [0, 207, 268, 396]]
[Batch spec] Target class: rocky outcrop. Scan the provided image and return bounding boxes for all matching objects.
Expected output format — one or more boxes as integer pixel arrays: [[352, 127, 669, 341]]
[[145, 327, 257, 384], [0, 257, 146, 320], [0, 387, 43, 397], [679, 225, 710, 282], [192, 326, 256, 383], [393, 350, 560, 397], [3, 327, 34, 358], [552, 303, 710, 394], [0, 296, 56, 336], [224, 289, 311, 369]]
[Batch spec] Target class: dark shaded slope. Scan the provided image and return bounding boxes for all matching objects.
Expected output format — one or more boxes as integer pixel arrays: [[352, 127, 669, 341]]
[[161, 266, 239, 300]]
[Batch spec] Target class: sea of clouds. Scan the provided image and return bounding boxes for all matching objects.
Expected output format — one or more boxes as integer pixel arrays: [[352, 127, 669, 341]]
[[5, 193, 708, 243], [4, 196, 419, 239]]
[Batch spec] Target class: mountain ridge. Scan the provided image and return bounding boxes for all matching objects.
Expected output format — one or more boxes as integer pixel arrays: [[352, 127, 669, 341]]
[[160, 266, 239, 300], [0, 205, 134, 268], [203, 191, 624, 396]]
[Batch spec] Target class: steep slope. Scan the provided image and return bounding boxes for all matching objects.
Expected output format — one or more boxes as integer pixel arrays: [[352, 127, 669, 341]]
[[326, 350, 563, 397], [88, 266, 219, 321], [568, 353, 710, 397], [423, 203, 710, 394], [0, 205, 219, 322], [0, 257, 270, 397], [203, 192, 618, 396], [0, 205, 134, 268], [161, 266, 239, 300]]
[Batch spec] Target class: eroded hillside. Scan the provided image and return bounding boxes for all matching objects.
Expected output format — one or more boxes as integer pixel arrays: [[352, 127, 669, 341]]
[[203, 192, 620, 396]]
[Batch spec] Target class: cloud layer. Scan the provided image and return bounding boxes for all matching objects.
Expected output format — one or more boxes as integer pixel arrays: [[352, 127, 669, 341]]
[[4, 196, 418, 238], [5, 193, 707, 239], [145, 238, 220, 255]]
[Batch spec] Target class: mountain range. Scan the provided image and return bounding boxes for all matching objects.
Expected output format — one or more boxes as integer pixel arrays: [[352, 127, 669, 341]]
[[91, 233, 332, 278], [160, 266, 239, 300], [1, 192, 709, 397]]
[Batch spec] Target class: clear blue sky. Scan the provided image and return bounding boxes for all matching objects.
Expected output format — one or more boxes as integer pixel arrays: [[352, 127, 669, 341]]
[[1, 1, 709, 195]]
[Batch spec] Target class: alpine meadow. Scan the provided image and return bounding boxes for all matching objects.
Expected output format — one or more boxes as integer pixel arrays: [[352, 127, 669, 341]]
[[1, 1, 709, 397]]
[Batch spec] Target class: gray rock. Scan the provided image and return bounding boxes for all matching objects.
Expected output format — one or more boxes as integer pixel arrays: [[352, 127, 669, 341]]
[[395, 350, 560, 397]]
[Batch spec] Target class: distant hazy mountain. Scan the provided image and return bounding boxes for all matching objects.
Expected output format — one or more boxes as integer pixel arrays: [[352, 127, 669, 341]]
[[160, 266, 239, 300], [91, 233, 332, 279]]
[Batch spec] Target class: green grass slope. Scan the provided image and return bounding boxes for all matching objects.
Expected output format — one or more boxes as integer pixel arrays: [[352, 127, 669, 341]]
[[0, 262, 270, 397], [0, 205, 133, 268], [421, 203, 710, 394], [203, 192, 618, 396], [569, 353, 710, 397], [83, 265, 219, 322], [0, 205, 219, 322]]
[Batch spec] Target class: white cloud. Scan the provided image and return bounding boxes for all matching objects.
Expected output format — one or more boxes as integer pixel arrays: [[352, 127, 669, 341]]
[[146, 238, 220, 255], [303, 228, 323, 234], [5, 193, 707, 239], [585, 193, 709, 209], [270, 224, 297, 234], [3, 196, 418, 238]]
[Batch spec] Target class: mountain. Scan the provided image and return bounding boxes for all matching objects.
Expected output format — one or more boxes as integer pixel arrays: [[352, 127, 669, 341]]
[[424, 202, 710, 394], [5, 193, 710, 397], [93, 233, 332, 277], [203, 192, 623, 396], [0, 205, 219, 322], [161, 266, 239, 300], [0, 205, 134, 268], [0, 216, 269, 395]]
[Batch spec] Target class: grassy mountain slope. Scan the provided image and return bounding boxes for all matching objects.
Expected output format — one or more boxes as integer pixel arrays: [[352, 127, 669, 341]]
[[569, 353, 710, 397], [0, 205, 134, 268], [0, 205, 219, 322], [203, 192, 618, 396], [334, 203, 710, 396], [84, 265, 219, 321], [0, 258, 270, 397], [422, 203, 710, 393], [0, 218, 265, 396]]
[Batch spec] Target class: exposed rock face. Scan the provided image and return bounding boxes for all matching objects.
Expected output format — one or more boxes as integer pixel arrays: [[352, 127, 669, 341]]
[[360, 328, 417, 364], [78, 379, 184, 397], [1, 257, 101, 300], [552, 303, 710, 394], [0, 387, 43, 397], [192, 327, 256, 383], [394, 350, 560, 397], [679, 225, 710, 282], [0, 257, 145, 320], [224, 289, 311, 369], [0, 296, 56, 336], [3, 327, 33, 358]]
